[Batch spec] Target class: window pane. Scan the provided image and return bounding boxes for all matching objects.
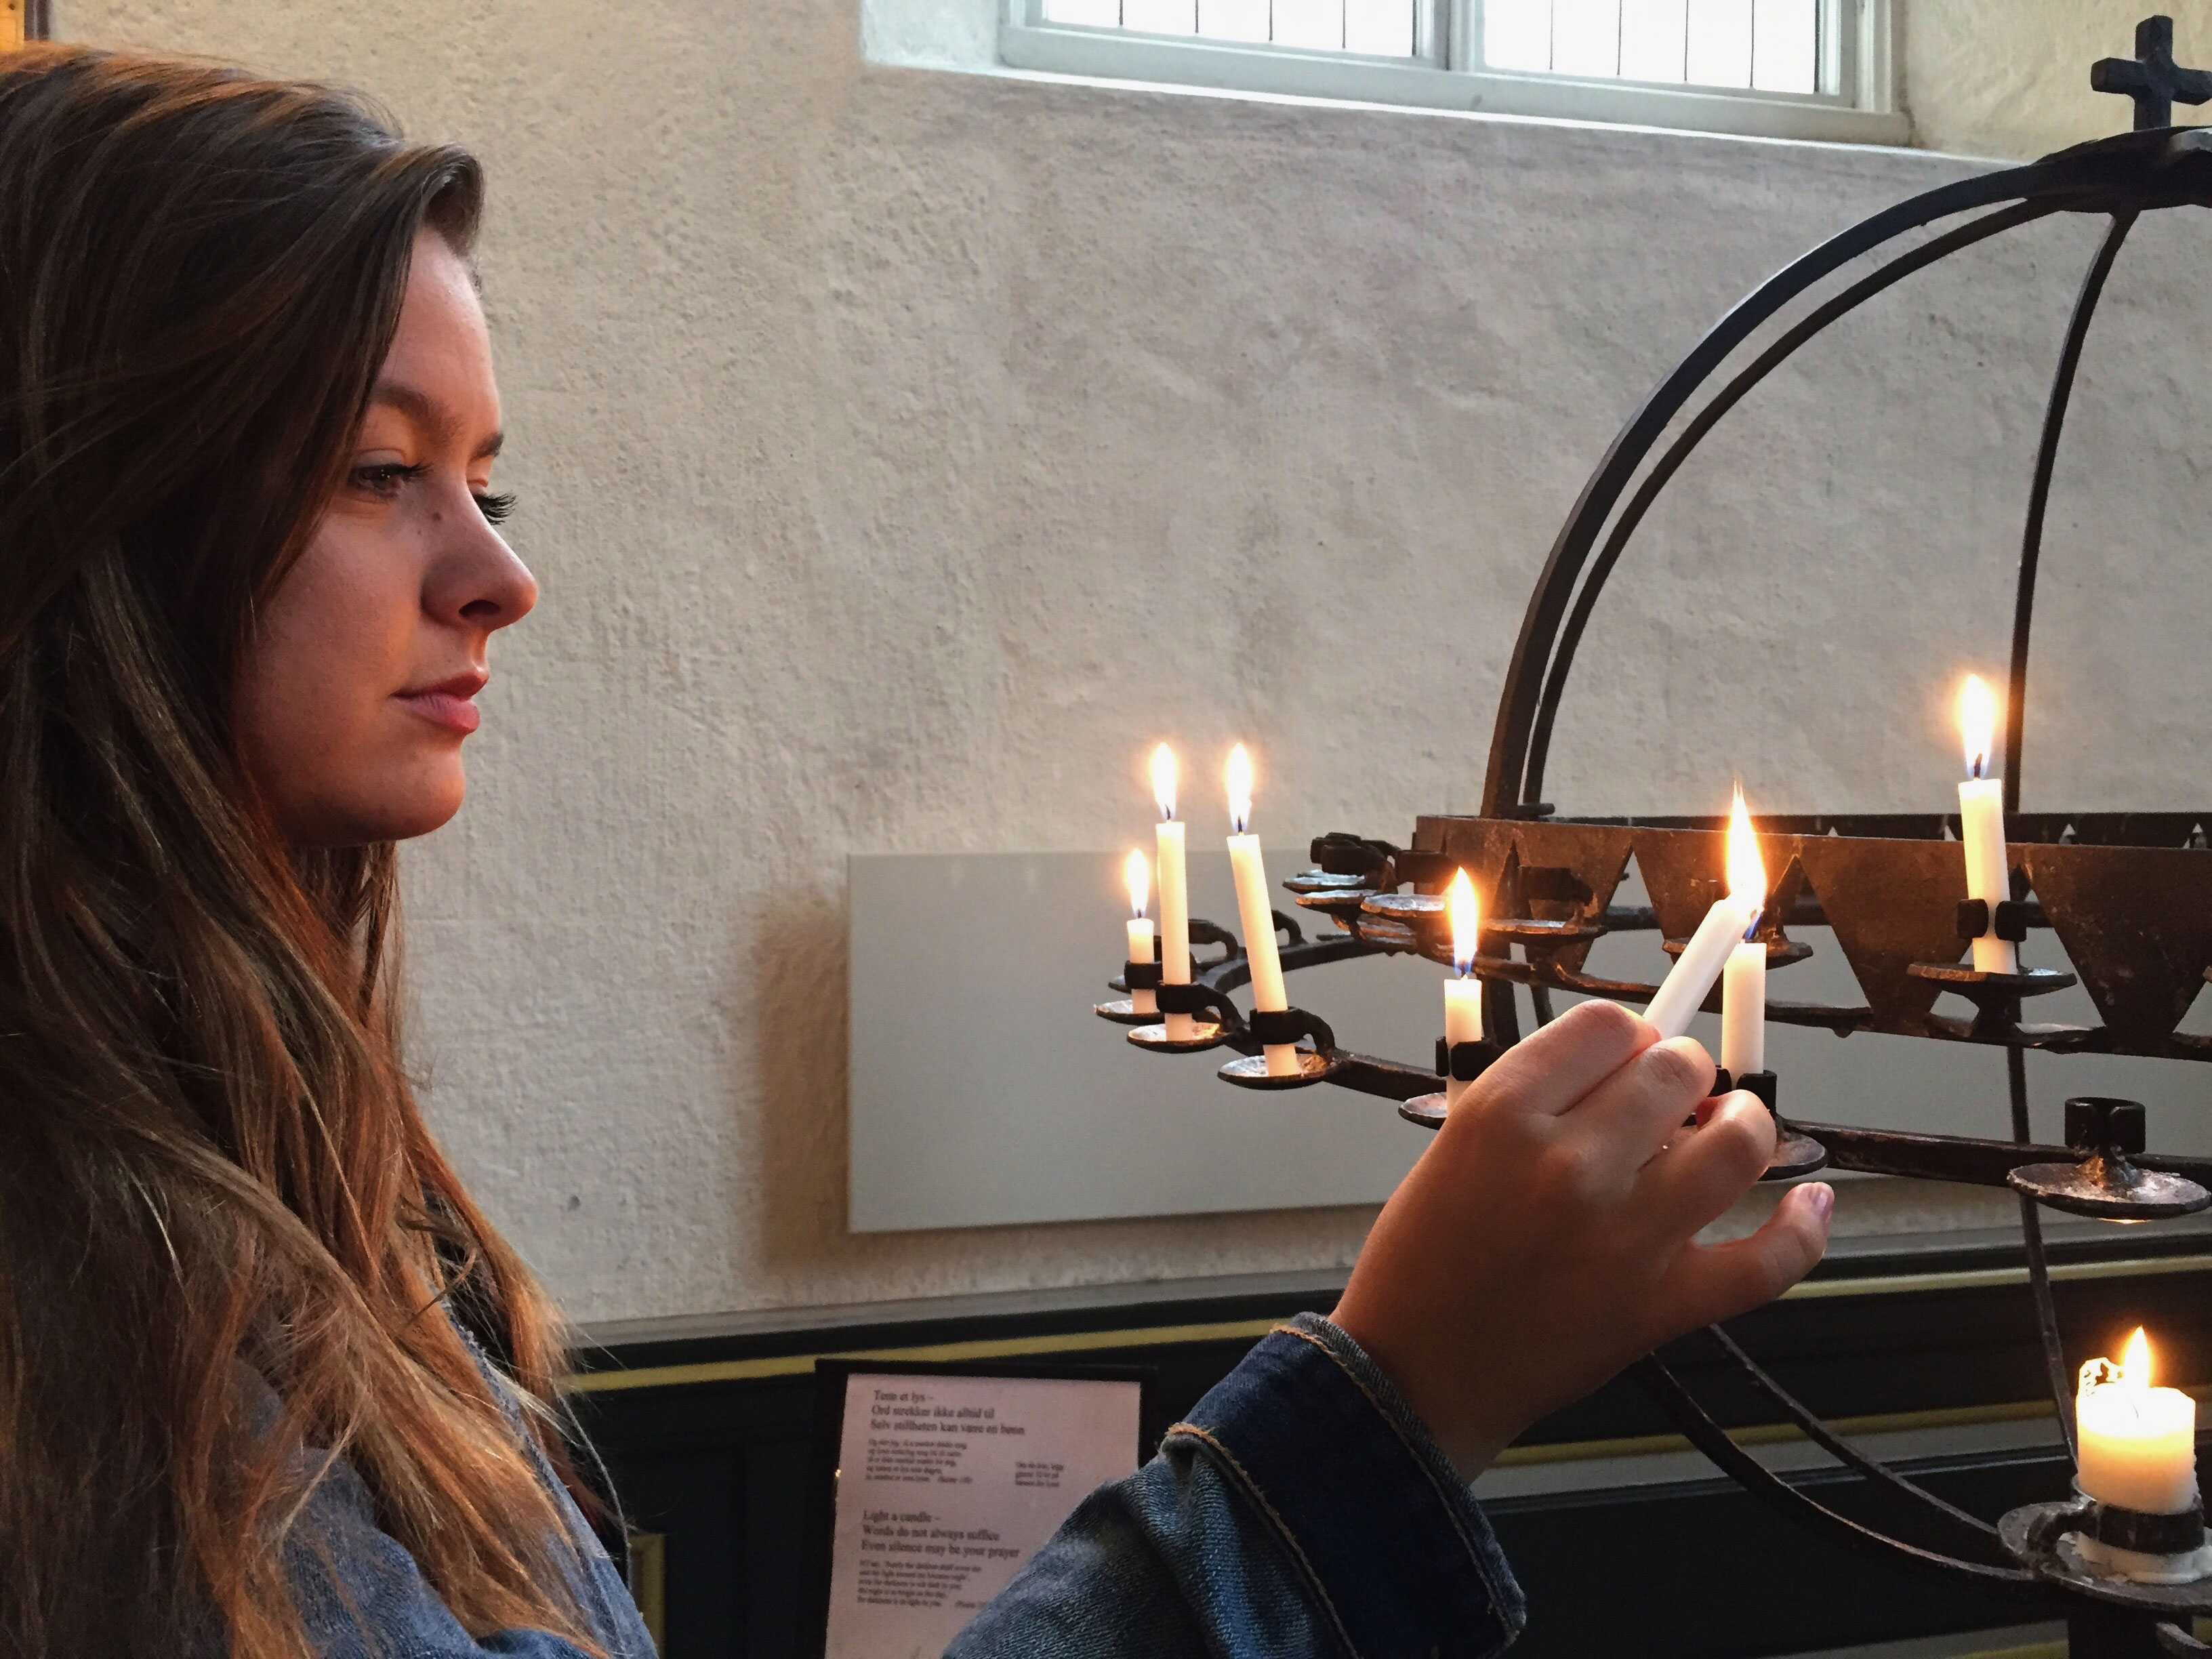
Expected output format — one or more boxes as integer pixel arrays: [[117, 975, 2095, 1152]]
[[1274, 0, 1343, 49], [1685, 0, 1752, 86], [1197, 0, 1270, 40], [1045, 0, 1124, 23], [1343, 0, 1414, 56], [1122, 0, 1197, 32], [1618, 0, 1687, 82], [1551, 0, 1621, 77], [1750, 0, 1816, 91], [1486, 0, 1555, 70]]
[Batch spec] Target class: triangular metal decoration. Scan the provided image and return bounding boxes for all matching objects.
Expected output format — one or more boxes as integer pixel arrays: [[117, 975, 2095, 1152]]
[[1422, 816, 1521, 900], [2022, 843, 2212, 1045], [1511, 825, 1634, 975], [1630, 827, 1728, 944], [1794, 834, 1969, 1033]]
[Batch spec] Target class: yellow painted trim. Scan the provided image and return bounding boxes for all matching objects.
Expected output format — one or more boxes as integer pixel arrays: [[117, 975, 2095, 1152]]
[[1496, 1384, 2212, 1471], [623, 1531, 665, 1651], [1, 3, 22, 51], [562, 1252, 2212, 1397], [1780, 1250, 2212, 1302], [1955, 1644, 2064, 1659], [564, 1316, 1284, 1394], [1490, 1395, 2064, 1468]]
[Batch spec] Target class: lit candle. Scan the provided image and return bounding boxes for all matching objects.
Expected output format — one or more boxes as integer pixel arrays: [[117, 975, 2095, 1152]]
[[2078, 1328, 2198, 1515], [1443, 869, 1482, 1111], [1224, 744, 1298, 1078], [1957, 674, 2018, 976], [1153, 745, 1194, 1040], [1124, 849, 1156, 1016], [1643, 784, 1763, 1042], [1718, 785, 1768, 1080]]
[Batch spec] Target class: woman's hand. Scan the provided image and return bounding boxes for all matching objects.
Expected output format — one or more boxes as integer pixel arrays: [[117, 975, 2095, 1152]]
[[1330, 997, 1832, 1478]]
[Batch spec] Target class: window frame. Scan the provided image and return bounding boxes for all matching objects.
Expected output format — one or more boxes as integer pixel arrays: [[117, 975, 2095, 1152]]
[[1000, 0, 1905, 145]]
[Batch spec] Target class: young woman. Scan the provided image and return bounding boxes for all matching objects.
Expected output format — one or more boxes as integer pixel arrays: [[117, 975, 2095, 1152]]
[[0, 43, 1832, 1659]]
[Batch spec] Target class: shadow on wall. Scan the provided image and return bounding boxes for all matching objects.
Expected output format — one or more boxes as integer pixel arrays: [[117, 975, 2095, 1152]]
[[748, 882, 853, 1271]]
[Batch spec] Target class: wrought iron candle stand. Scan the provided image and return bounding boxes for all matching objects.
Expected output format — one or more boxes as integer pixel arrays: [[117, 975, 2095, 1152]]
[[1097, 24, 2212, 1657]]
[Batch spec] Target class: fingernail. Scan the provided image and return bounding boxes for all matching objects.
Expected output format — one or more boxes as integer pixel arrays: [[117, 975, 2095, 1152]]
[[1805, 1182, 1835, 1224]]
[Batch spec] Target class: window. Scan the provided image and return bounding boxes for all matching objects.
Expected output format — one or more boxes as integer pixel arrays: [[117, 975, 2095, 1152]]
[[1001, 0, 1902, 144]]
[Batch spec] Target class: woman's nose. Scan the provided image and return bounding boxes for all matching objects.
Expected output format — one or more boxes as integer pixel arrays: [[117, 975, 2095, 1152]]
[[428, 493, 537, 632]]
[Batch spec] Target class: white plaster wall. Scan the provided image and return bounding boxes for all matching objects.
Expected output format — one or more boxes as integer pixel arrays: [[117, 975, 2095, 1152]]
[[56, 0, 2212, 1326], [1906, 1, 2212, 159]]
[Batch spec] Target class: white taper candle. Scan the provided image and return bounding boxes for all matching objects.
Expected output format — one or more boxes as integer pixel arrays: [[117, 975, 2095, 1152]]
[[1152, 746, 1194, 1039], [1225, 745, 1298, 1078]]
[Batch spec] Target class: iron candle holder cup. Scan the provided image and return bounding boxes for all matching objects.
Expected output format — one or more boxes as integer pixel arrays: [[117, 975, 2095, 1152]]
[[2008, 1097, 2211, 1221], [2001, 1497, 2212, 1603], [1094, 945, 1165, 1026], [1397, 1036, 1502, 1130], [1706, 1068, 1829, 1181], [1127, 981, 1228, 1053], [1218, 1006, 1343, 1090], [2072, 1495, 2212, 1586]]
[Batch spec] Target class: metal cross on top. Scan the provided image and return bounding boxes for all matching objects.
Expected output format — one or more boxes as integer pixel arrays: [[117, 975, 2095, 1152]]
[[2092, 14, 2212, 131]]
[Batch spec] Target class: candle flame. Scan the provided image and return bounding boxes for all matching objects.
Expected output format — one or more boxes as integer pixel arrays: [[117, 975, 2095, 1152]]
[[2125, 1326, 2153, 1390], [1725, 782, 1765, 915], [1225, 743, 1254, 836], [1958, 674, 1999, 781], [1447, 869, 1480, 976], [2082, 1326, 2158, 1396], [1151, 744, 1178, 821], [1125, 848, 1149, 918]]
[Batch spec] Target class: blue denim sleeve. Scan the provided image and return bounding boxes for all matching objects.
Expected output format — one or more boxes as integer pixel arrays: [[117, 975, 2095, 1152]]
[[948, 1313, 1524, 1659]]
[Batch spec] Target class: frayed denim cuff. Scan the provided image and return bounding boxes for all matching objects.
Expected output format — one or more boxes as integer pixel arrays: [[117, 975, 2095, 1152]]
[[1165, 1311, 1525, 1658]]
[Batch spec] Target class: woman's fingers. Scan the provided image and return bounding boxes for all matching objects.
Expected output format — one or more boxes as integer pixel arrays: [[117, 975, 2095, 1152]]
[[1562, 1033, 1716, 1167], [1633, 1090, 1778, 1233], [1458, 997, 1651, 1120], [1652, 1181, 1835, 1334]]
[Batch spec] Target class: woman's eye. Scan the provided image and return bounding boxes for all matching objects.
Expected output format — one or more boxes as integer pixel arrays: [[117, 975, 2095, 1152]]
[[474, 491, 516, 527], [351, 462, 426, 497]]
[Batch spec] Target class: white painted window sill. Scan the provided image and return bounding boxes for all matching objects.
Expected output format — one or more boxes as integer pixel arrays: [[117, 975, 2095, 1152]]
[[999, 21, 1912, 147]]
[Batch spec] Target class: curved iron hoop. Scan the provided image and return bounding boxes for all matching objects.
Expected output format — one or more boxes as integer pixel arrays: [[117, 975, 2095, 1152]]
[[1482, 156, 2069, 815], [1481, 128, 2212, 816], [2011, 1044, 2081, 1465], [2002, 209, 2138, 810], [1521, 199, 2059, 802], [1703, 1324, 2001, 1542], [1631, 1353, 2051, 1597]]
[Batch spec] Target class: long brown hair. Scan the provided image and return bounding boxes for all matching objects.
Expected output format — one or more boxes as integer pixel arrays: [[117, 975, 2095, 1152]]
[[0, 45, 598, 1658]]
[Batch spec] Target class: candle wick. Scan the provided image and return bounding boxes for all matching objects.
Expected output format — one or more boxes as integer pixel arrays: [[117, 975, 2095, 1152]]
[[1742, 908, 1763, 942]]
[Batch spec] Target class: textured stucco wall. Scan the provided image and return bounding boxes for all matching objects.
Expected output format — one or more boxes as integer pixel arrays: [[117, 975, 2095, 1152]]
[[1906, 1, 2212, 159], [54, 1, 2212, 1326]]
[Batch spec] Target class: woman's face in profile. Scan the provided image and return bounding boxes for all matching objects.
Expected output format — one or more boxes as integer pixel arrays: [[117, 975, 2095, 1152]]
[[233, 228, 536, 848]]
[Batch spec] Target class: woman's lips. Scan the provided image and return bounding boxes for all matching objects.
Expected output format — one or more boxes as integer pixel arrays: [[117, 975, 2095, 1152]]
[[396, 674, 485, 735]]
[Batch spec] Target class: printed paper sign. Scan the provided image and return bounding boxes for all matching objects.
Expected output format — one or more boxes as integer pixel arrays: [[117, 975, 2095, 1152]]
[[823, 1371, 1142, 1659]]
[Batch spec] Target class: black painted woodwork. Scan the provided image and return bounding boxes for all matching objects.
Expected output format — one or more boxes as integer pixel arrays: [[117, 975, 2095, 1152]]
[[573, 1231, 2212, 1658]]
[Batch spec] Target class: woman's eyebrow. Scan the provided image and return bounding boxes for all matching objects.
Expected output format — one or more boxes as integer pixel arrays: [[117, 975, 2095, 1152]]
[[369, 379, 501, 459]]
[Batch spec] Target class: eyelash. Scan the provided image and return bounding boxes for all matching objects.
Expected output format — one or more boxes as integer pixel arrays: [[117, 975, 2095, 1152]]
[[350, 463, 517, 527]]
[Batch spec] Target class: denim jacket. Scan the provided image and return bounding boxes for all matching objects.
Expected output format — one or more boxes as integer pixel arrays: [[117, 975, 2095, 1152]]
[[291, 1313, 1517, 1659], [951, 1313, 1524, 1659]]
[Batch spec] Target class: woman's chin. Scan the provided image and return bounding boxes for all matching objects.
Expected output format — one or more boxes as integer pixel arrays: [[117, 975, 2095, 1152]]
[[280, 773, 467, 848]]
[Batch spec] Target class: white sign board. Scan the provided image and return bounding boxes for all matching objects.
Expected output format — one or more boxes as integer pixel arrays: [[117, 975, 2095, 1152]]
[[848, 850, 1431, 1231], [822, 1370, 1143, 1659]]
